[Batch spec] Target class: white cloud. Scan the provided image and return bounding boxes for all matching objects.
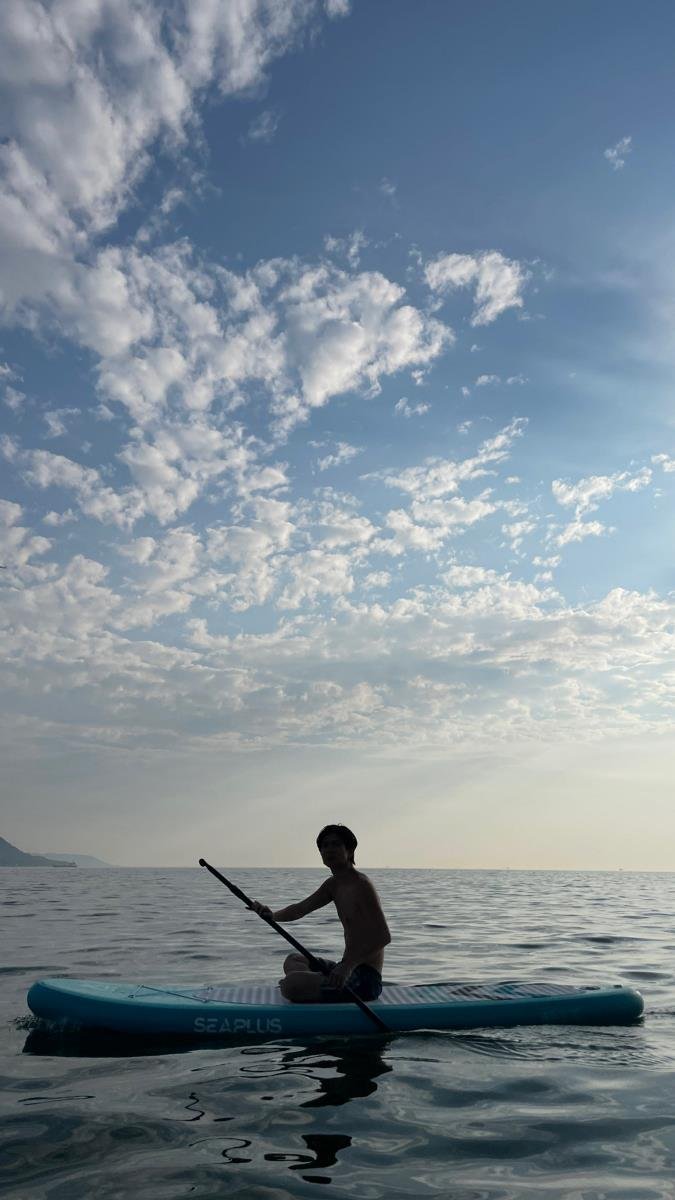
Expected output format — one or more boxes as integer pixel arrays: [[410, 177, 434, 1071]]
[[206, 495, 296, 611], [1, 435, 20, 461], [378, 509, 447, 555], [169, 574, 674, 749], [4, 505, 675, 757], [117, 536, 157, 564], [135, 186, 189, 246], [552, 467, 652, 516], [11, 445, 145, 529], [43, 508, 77, 526], [604, 136, 632, 171], [312, 504, 375, 548], [1, 1, 188, 236], [0, 497, 52, 571], [279, 547, 355, 608], [3, 3, 675, 783], [316, 442, 363, 471], [4, 386, 25, 411], [555, 518, 609, 547], [0, 0, 350, 323], [119, 420, 284, 524], [98, 341, 190, 424], [395, 397, 430, 418], [120, 526, 201, 595], [424, 250, 530, 325], [501, 518, 537, 550], [409, 492, 497, 534], [443, 564, 501, 588], [652, 453, 675, 473], [324, 230, 367, 269], [362, 570, 391, 590], [1, 0, 344, 228], [270, 261, 452, 432], [43, 408, 77, 438], [377, 419, 526, 499], [0, 201, 458, 566], [549, 467, 652, 550], [118, 440, 200, 525], [23, 243, 453, 455], [470, 372, 523, 391], [7, 399, 292, 530], [244, 109, 281, 144]]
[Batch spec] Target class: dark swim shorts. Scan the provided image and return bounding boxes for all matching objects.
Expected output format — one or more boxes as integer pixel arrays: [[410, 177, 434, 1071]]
[[312, 957, 383, 1003]]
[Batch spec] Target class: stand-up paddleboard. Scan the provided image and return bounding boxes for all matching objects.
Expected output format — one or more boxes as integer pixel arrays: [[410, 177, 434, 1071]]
[[27, 978, 644, 1037]]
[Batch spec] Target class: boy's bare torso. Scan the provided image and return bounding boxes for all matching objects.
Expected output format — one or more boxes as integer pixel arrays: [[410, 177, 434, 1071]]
[[327, 869, 388, 972]]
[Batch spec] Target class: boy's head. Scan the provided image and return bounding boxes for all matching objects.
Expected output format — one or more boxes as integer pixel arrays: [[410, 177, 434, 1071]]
[[316, 823, 358, 865]]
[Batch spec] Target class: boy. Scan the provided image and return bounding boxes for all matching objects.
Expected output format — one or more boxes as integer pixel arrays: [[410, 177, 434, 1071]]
[[250, 824, 390, 1003]]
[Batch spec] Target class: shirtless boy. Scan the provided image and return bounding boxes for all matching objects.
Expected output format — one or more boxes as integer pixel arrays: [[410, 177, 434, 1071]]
[[250, 824, 391, 1003]]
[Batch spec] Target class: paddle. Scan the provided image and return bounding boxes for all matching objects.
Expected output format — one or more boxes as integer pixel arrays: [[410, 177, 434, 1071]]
[[198, 857, 388, 1032]]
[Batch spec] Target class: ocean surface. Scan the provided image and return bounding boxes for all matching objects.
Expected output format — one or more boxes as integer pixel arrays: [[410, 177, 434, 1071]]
[[3, 867, 675, 1199]]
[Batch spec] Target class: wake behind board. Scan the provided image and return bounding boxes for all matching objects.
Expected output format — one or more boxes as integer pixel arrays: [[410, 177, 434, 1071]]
[[27, 978, 644, 1037]]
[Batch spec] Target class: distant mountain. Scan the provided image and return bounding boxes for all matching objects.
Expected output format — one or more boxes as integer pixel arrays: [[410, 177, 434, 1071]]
[[41, 852, 113, 868], [0, 836, 76, 867]]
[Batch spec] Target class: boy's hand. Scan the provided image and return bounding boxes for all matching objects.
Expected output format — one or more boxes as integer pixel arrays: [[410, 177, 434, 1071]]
[[249, 900, 273, 919], [327, 961, 352, 989]]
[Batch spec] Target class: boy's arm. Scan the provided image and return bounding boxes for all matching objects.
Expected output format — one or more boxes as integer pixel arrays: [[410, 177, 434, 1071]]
[[250, 877, 334, 923]]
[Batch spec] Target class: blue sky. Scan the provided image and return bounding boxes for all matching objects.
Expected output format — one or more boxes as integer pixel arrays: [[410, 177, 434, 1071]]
[[2, 0, 675, 867]]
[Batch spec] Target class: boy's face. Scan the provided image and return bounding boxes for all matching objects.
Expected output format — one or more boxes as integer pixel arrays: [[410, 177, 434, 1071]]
[[318, 833, 351, 868]]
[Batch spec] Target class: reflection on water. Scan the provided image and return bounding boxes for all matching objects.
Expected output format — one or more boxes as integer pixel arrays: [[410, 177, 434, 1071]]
[[20, 1026, 394, 1187], [5, 867, 675, 1198], [265, 1133, 353, 1184], [251, 1036, 393, 1108], [179, 1036, 391, 1184]]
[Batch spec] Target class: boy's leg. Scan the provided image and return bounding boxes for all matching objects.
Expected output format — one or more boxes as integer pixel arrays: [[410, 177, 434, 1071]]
[[281, 952, 313, 976], [279, 955, 336, 1000], [279, 970, 325, 1002], [281, 953, 334, 977]]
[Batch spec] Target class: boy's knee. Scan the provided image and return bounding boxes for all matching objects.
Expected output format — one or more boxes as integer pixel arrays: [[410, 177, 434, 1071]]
[[283, 952, 305, 973], [280, 972, 312, 1002]]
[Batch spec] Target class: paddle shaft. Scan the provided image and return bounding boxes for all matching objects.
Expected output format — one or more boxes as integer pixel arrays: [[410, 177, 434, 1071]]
[[198, 857, 388, 1032]]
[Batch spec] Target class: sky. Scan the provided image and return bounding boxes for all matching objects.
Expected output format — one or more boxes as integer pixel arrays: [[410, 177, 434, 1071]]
[[2, 0, 675, 868]]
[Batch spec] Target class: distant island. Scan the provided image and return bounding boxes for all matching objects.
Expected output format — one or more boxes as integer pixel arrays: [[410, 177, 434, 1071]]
[[0, 836, 76, 867], [41, 852, 113, 868]]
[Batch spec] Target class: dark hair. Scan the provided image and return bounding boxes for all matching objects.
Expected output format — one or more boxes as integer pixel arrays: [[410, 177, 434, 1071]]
[[316, 824, 358, 863]]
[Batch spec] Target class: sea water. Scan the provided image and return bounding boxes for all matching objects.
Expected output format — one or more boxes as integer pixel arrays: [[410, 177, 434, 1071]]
[[2, 867, 675, 1198]]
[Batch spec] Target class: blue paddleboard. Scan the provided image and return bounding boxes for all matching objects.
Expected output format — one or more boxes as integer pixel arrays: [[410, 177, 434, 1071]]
[[27, 978, 644, 1037]]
